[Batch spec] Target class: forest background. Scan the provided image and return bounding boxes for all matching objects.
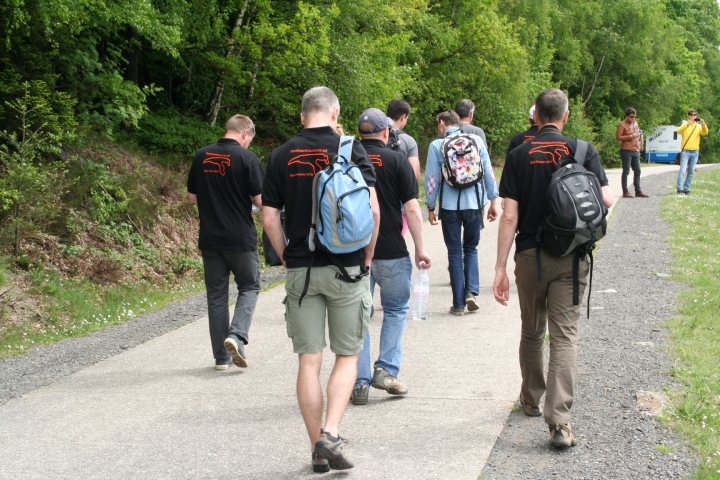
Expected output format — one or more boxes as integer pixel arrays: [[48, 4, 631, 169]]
[[0, 0, 719, 353]]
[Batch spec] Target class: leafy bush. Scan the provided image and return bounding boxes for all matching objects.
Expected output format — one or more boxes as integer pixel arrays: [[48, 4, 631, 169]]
[[133, 111, 222, 157]]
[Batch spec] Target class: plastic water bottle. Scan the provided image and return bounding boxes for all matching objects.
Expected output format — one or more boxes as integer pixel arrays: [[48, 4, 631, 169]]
[[412, 267, 430, 321]]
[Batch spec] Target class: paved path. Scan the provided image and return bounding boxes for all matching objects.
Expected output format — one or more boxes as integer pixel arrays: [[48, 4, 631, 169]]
[[0, 164, 691, 479]]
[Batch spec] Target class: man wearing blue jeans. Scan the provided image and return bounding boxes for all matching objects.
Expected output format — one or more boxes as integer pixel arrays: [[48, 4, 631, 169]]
[[676, 110, 709, 195], [187, 114, 263, 370], [351, 108, 432, 405], [424, 110, 498, 315]]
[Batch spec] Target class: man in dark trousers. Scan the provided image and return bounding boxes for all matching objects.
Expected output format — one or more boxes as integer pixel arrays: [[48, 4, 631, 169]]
[[263, 86, 380, 472], [493, 89, 614, 449], [187, 114, 263, 371], [350, 108, 432, 406]]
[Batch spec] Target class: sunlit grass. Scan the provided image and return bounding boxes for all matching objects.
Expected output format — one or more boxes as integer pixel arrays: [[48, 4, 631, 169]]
[[661, 167, 720, 478]]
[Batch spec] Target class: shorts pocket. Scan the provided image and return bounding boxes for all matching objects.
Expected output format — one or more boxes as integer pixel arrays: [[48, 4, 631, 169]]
[[358, 293, 371, 339], [282, 295, 293, 339]]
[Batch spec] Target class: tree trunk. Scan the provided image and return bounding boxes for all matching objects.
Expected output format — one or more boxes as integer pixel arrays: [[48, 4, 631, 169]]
[[206, 0, 251, 126]]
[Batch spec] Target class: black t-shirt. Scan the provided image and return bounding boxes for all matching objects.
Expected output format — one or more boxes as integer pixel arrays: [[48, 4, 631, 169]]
[[360, 138, 418, 260], [499, 126, 609, 252], [187, 138, 264, 251], [262, 126, 376, 268], [507, 124, 539, 154]]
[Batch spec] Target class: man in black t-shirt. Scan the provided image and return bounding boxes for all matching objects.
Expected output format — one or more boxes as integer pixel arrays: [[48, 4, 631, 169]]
[[493, 89, 614, 450], [187, 114, 263, 371], [262, 87, 380, 472], [349, 108, 432, 406]]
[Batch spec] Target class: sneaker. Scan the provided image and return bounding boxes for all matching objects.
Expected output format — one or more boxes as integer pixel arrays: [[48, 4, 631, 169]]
[[311, 451, 330, 474], [350, 384, 369, 405], [515, 395, 541, 417], [549, 424, 577, 448], [449, 306, 465, 316], [635, 191, 649, 198], [314, 430, 354, 470], [224, 336, 248, 368], [465, 293, 479, 312], [683, 190, 690, 195], [622, 192, 633, 198], [214, 360, 231, 371], [371, 368, 408, 395]]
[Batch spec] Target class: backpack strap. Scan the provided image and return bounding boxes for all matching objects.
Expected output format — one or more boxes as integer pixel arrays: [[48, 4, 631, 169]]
[[574, 139, 588, 165], [338, 135, 354, 164]]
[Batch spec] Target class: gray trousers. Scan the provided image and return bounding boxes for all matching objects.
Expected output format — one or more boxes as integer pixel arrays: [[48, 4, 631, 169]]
[[620, 149, 642, 193], [201, 249, 260, 361], [514, 248, 588, 426]]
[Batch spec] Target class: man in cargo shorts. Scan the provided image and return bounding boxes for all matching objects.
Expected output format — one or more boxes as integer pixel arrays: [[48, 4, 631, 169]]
[[262, 86, 380, 472]]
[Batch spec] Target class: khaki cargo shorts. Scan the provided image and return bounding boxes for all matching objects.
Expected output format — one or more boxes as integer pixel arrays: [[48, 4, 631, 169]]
[[284, 265, 371, 355]]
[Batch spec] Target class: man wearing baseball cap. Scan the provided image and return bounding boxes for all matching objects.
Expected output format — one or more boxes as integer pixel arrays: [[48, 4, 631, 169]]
[[351, 108, 432, 405], [507, 104, 540, 153]]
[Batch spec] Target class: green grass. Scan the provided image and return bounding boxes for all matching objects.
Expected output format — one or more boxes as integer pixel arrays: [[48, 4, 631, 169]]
[[0, 259, 204, 358], [661, 167, 720, 479]]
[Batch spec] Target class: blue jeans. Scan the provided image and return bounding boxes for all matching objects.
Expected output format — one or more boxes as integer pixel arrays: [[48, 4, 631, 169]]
[[677, 150, 699, 193], [440, 209, 481, 308], [356, 256, 412, 386]]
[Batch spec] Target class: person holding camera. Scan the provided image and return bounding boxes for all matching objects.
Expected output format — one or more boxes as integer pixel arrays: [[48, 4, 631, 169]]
[[676, 109, 709, 195], [615, 107, 648, 198]]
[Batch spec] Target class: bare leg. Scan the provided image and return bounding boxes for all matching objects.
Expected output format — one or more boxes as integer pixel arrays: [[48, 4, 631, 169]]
[[297, 352, 324, 450], [323, 353, 358, 436]]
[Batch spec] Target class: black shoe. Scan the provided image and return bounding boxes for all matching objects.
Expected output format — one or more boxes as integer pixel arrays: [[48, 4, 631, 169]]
[[350, 384, 369, 405], [312, 451, 330, 473], [314, 430, 354, 470], [683, 191, 690, 195], [223, 336, 248, 368]]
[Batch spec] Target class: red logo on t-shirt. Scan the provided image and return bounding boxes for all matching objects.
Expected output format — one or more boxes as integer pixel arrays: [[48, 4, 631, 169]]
[[528, 141, 569, 165], [369, 153, 383, 168], [202, 152, 232, 176], [288, 152, 330, 177]]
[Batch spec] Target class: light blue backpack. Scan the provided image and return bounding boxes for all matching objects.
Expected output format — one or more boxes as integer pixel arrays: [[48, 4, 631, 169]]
[[308, 135, 373, 254]]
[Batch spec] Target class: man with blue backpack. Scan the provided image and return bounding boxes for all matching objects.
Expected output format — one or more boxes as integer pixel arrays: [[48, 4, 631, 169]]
[[424, 110, 499, 316], [350, 108, 432, 406], [262, 86, 379, 472], [493, 89, 614, 449]]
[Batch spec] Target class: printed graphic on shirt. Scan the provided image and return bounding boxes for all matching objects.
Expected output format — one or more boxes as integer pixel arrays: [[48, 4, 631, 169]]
[[368, 153, 383, 168], [288, 149, 330, 177], [203, 152, 232, 176], [528, 141, 570, 166]]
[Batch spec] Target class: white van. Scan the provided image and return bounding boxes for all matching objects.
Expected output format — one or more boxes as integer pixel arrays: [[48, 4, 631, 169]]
[[644, 125, 681, 163]]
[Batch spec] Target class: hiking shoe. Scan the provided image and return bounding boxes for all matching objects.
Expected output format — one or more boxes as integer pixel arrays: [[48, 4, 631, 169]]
[[549, 424, 577, 448], [371, 368, 408, 395], [683, 191, 690, 195], [622, 192, 634, 198], [635, 191, 649, 198], [314, 430, 354, 470], [311, 451, 330, 473], [465, 293, 479, 312], [449, 306, 465, 316], [515, 395, 541, 417], [224, 336, 248, 368], [214, 360, 231, 371], [351, 384, 369, 405]]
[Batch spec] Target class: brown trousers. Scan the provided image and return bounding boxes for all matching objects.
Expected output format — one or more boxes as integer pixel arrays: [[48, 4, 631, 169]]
[[514, 248, 588, 425]]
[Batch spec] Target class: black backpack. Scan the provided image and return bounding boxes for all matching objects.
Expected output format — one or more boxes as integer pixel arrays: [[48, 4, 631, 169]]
[[387, 128, 401, 151], [537, 140, 608, 317]]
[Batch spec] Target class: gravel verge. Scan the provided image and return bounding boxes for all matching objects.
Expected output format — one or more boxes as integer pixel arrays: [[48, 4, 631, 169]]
[[0, 265, 287, 405], [481, 170, 702, 479]]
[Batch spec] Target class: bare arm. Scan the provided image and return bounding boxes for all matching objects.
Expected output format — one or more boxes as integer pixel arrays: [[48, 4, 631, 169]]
[[408, 156, 420, 180], [486, 198, 499, 222], [601, 185, 614, 209], [262, 206, 286, 267], [363, 186, 381, 270], [404, 198, 431, 269], [187, 193, 197, 205], [493, 198, 519, 306], [251, 194, 262, 209]]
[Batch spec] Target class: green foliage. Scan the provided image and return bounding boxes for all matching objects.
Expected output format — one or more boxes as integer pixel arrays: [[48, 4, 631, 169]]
[[134, 110, 223, 156]]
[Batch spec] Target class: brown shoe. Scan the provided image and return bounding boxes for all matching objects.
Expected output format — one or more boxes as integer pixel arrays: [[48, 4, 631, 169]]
[[549, 424, 577, 448], [622, 192, 634, 198], [516, 395, 541, 417], [635, 191, 649, 198], [371, 368, 408, 395]]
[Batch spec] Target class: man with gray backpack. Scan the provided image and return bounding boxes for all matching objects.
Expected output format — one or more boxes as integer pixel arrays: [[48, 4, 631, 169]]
[[424, 110, 499, 316], [493, 89, 614, 449], [262, 86, 380, 472]]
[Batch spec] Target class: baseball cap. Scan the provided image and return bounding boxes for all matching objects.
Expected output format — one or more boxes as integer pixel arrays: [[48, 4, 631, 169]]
[[528, 104, 536, 121], [358, 108, 393, 134]]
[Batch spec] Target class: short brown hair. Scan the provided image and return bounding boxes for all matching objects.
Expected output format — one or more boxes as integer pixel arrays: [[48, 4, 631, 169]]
[[436, 110, 460, 126]]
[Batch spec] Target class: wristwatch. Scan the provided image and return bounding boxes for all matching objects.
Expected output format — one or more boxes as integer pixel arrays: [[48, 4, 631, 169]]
[[427, 206, 435, 212]]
